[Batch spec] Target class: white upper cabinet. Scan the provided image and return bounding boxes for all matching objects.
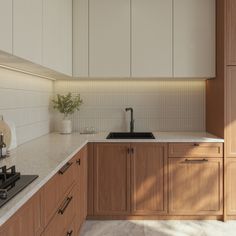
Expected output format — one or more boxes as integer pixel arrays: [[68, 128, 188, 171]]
[[89, 0, 130, 77], [0, 0, 12, 54], [73, 0, 89, 77], [43, 0, 72, 76], [13, 0, 42, 64], [173, 0, 216, 78], [131, 0, 172, 77]]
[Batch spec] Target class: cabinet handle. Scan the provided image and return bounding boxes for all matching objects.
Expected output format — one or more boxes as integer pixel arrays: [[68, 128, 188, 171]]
[[183, 159, 208, 164], [58, 196, 73, 215], [67, 230, 73, 236], [58, 162, 73, 175], [127, 148, 130, 154], [131, 147, 134, 154], [193, 143, 200, 147], [76, 159, 81, 165]]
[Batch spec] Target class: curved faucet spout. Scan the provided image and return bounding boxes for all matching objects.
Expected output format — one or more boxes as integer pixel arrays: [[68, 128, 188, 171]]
[[125, 107, 134, 133]]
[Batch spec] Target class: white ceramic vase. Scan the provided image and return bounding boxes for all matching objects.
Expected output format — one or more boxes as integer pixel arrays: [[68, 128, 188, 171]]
[[61, 118, 72, 134]]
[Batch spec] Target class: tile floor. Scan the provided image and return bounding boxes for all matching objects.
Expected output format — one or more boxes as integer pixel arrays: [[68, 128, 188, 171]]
[[80, 220, 236, 236]]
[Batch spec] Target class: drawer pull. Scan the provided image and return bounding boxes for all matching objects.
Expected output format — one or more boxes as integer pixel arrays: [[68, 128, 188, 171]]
[[67, 230, 73, 236], [58, 162, 73, 175], [193, 143, 200, 147], [58, 196, 73, 215], [76, 159, 81, 165], [183, 159, 208, 164]]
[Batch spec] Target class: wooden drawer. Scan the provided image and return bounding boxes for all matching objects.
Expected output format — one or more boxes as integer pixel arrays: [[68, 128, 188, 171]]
[[168, 143, 223, 158], [42, 161, 75, 225], [43, 187, 76, 236]]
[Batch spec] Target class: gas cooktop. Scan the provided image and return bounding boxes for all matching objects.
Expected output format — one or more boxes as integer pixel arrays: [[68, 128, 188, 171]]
[[0, 165, 38, 207]]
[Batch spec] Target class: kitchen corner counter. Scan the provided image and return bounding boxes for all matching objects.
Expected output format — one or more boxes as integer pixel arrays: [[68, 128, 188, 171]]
[[0, 131, 224, 226]]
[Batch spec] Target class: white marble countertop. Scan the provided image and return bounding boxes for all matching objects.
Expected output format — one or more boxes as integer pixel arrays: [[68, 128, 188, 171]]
[[0, 131, 224, 226]]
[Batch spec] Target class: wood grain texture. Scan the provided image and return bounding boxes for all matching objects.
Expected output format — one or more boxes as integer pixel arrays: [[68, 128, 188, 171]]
[[87, 143, 94, 216], [0, 191, 43, 236], [226, 0, 236, 65], [131, 143, 167, 215], [168, 143, 223, 158], [93, 143, 131, 215], [206, 0, 225, 138], [226, 158, 236, 215], [168, 158, 223, 215]]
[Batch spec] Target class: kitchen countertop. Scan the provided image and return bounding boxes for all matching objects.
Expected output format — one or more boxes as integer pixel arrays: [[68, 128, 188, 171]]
[[0, 131, 224, 226]]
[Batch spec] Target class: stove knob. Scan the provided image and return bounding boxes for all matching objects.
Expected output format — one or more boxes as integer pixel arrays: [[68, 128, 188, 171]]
[[0, 189, 7, 200]]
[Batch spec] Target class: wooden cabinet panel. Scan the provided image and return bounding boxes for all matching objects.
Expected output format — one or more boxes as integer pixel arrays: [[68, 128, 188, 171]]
[[43, 187, 76, 236], [0, 0, 12, 54], [73, 145, 88, 234], [173, 0, 215, 77], [43, 0, 72, 75], [94, 143, 131, 215], [131, 143, 167, 215], [89, 0, 130, 77], [42, 161, 75, 225], [131, 0, 172, 77], [13, 0, 42, 64], [168, 158, 223, 215], [226, 67, 236, 157], [227, 158, 236, 215], [169, 143, 223, 158], [0, 192, 42, 236], [227, 0, 236, 65]]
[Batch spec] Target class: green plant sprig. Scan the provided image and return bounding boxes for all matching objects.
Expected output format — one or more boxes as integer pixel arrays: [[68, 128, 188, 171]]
[[52, 93, 83, 118]]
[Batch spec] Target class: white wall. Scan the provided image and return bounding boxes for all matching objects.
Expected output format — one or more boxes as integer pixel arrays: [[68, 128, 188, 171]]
[[54, 80, 205, 132], [0, 68, 53, 145]]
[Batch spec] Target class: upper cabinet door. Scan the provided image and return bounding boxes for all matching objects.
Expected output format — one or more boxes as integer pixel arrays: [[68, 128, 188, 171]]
[[73, 0, 89, 77], [131, 0, 172, 78], [0, 0, 12, 54], [174, 0, 215, 78], [89, 0, 130, 77], [13, 0, 42, 65], [43, 0, 72, 76], [227, 0, 236, 65]]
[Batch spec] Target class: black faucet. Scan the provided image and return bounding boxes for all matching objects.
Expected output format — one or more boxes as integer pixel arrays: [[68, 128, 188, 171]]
[[125, 107, 134, 133]]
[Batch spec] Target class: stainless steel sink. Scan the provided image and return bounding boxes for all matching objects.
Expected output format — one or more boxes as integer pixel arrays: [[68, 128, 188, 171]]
[[106, 132, 155, 139]]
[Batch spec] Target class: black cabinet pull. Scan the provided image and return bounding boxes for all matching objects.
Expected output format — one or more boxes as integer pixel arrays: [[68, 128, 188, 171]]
[[76, 159, 81, 165], [67, 230, 73, 236], [58, 162, 73, 175], [131, 147, 134, 154], [183, 159, 208, 164], [193, 143, 200, 147], [58, 196, 73, 215], [127, 148, 130, 154]]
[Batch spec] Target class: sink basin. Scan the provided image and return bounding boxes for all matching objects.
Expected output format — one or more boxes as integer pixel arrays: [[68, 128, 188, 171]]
[[106, 132, 155, 139]]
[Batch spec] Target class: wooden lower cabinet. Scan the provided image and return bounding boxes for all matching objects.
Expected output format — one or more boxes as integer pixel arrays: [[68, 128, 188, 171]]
[[226, 158, 236, 215], [0, 191, 42, 236], [73, 145, 88, 234], [168, 158, 223, 215], [93, 143, 131, 215], [131, 143, 167, 215]]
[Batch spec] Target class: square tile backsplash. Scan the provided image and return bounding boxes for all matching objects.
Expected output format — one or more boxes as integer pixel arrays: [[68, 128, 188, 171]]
[[54, 80, 205, 133]]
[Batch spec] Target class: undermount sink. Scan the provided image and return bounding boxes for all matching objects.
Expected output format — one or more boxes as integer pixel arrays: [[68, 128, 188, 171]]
[[106, 132, 155, 139]]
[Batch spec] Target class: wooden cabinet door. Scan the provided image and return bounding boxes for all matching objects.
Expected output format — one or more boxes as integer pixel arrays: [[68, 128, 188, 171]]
[[13, 0, 42, 64], [226, 67, 236, 157], [89, 0, 130, 77], [227, 0, 236, 65], [227, 158, 236, 215], [173, 0, 215, 77], [43, 0, 72, 75], [94, 143, 131, 215], [131, 0, 172, 77], [0, 0, 12, 54], [168, 158, 223, 215], [131, 143, 167, 215], [0, 192, 42, 236], [73, 145, 88, 234]]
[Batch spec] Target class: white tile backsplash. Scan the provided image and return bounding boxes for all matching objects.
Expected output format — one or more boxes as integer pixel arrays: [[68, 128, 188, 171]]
[[54, 80, 206, 132], [0, 68, 53, 145]]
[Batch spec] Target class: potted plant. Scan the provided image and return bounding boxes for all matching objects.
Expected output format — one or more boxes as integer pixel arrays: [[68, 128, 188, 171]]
[[52, 93, 83, 134]]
